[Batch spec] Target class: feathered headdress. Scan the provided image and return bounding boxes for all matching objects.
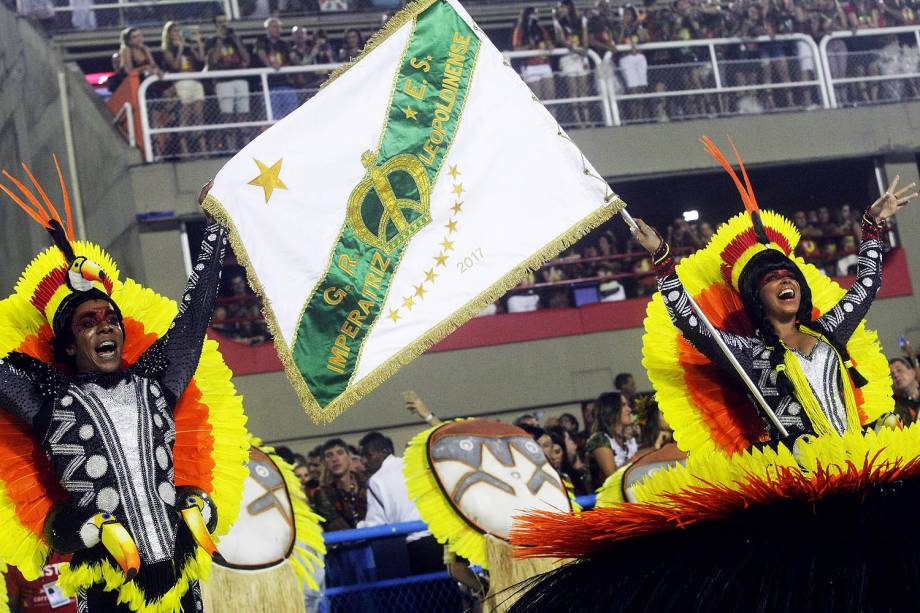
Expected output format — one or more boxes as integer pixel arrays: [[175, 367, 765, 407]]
[[0, 156, 117, 336]]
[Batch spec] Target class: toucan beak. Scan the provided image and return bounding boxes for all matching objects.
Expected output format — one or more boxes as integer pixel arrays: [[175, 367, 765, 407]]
[[94, 513, 140, 580], [180, 496, 223, 563], [74, 257, 107, 283]]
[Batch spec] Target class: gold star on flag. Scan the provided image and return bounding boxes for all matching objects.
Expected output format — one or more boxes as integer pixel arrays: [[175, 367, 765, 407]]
[[444, 219, 458, 233], [388, 309, 401, 322], [448, 165, 460, 179], [402, 295, 415, 310], [451, 201, 463, 214], [452, 183, 464, 196], [403, 106, 418, 120], [433, 253, 448, 267], [248, 158, 287, 203], [425, 268, 438, 283], [440, 238, 455, 252], [414, 283, 427, 298]]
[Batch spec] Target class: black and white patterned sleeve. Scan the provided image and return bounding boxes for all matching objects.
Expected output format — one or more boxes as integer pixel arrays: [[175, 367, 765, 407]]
[[0, 352, 54, 430], [815, 213, 885, 345], [654, 243, 756, 374], [142, 223, 228, 406]]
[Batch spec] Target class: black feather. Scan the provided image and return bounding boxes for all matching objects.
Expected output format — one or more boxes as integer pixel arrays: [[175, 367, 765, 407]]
[[46, 218, 75, 263], [509, 476, 920, 612]]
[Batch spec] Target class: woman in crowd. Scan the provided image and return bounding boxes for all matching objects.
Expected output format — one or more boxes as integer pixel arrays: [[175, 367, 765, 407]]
[[337, 27, 364, 63], [584, 391, 638, 485], [162, 21, 207, 156], [119, 27, 175, 156], [890, 356, 920, 425], [547, 425, 591, 495], [513, 7, 557, 106], [554, 0, 592, 125]]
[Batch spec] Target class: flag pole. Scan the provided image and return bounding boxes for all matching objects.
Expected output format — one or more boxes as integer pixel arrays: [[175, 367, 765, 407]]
[[620, 209, 789, 438]]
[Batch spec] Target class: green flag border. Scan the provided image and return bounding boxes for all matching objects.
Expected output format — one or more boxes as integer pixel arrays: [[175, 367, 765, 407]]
[[203, 0, 627, 424]]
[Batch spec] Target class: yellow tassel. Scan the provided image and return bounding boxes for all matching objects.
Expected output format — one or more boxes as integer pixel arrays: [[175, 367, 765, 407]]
[[201, 562, 305, 613]]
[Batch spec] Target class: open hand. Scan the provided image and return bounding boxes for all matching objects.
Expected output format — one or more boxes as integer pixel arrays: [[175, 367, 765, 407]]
[[869, 175, 918, 221]]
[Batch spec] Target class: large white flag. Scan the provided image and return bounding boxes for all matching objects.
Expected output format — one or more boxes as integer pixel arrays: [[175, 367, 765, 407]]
[[204, 0, 624, 423]]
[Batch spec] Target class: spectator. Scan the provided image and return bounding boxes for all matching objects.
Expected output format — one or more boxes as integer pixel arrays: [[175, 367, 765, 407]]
[[513, 7, 557, 104], [162, 21, 207, 156], [890, 357, 920, 425], [292, 452, 310, 487], [637, 399, 674, 451], [5, 554, 76, 612], [357, 432, 442, 573], [119, 27, 173, 157], [619, 40, 649, 121], [205, 14, 251, 153], [614, 372, 637, 402], [405, 392, 443, 426], [305, 446, 325, 494], [349, 444, 366, 476], [218, 272, 268, 344], [793, 209, 822, 261], [256, 17, 300, 120], [546, 424, 592, 494], [338, 27, 365, 62], [584, 391, 638, 484], [309, 438, 367, 531], [559, 412, 580, 435], [554, 0, 592, 125], [513, 413, 539, 428]]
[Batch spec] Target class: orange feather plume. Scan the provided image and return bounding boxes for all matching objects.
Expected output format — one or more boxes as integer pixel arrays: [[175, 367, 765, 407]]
[[700, 135, 759, 214], [0, 157, 75, 241]]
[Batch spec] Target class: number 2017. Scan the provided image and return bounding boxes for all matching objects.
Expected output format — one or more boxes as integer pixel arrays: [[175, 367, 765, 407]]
[[457, 248, 484, 274]]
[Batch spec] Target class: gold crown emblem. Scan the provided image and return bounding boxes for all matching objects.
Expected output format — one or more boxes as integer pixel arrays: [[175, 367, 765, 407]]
[[347, 151, 431, 254]]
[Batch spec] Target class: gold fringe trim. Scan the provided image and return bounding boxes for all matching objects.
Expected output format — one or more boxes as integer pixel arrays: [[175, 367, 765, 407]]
[[201, 563, 305, 613], [320, 0, 439, 90], [57, 548, 212, 613], [482, 535, 562, 613], [204, 194, 624, 424]]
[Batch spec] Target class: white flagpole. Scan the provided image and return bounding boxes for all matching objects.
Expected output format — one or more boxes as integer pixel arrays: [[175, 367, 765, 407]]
[[620, 209, 789, 439]]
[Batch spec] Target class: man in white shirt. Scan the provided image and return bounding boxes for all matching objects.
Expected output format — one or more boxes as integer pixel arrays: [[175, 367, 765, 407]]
[[358, 432, 443, 574], [618, 41, 649, 122]]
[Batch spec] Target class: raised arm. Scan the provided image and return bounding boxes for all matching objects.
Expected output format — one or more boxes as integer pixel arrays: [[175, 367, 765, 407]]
[[817, 177, 917, 345], [157, 222, 227, 404], [632, 219, 756, 374], [136, 184, 227, 405]]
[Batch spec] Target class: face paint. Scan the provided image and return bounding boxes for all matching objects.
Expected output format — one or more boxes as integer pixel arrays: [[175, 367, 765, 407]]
[[757, 268, 795, 290], [428, 420, 571, 540]]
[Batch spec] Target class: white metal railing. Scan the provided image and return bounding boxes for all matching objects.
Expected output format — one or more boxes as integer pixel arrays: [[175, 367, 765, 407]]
[[31, 0, 229, 32], [113, 101, 136, 147], [137, 49, 608, 162], [130, 26, 920, 162], [604, 34, 828, 125], [820, 25, 920, 108]]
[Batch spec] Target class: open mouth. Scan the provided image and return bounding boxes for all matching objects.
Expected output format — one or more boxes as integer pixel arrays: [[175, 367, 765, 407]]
[[95, 340, 118, 359], [778, 287, 795, 301]]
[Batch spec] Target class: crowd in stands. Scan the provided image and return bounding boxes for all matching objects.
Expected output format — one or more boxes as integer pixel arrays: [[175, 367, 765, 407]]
[[87, 0, 920, 152], [510, 0, 920, 123], [106, 14, 364, 157]]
